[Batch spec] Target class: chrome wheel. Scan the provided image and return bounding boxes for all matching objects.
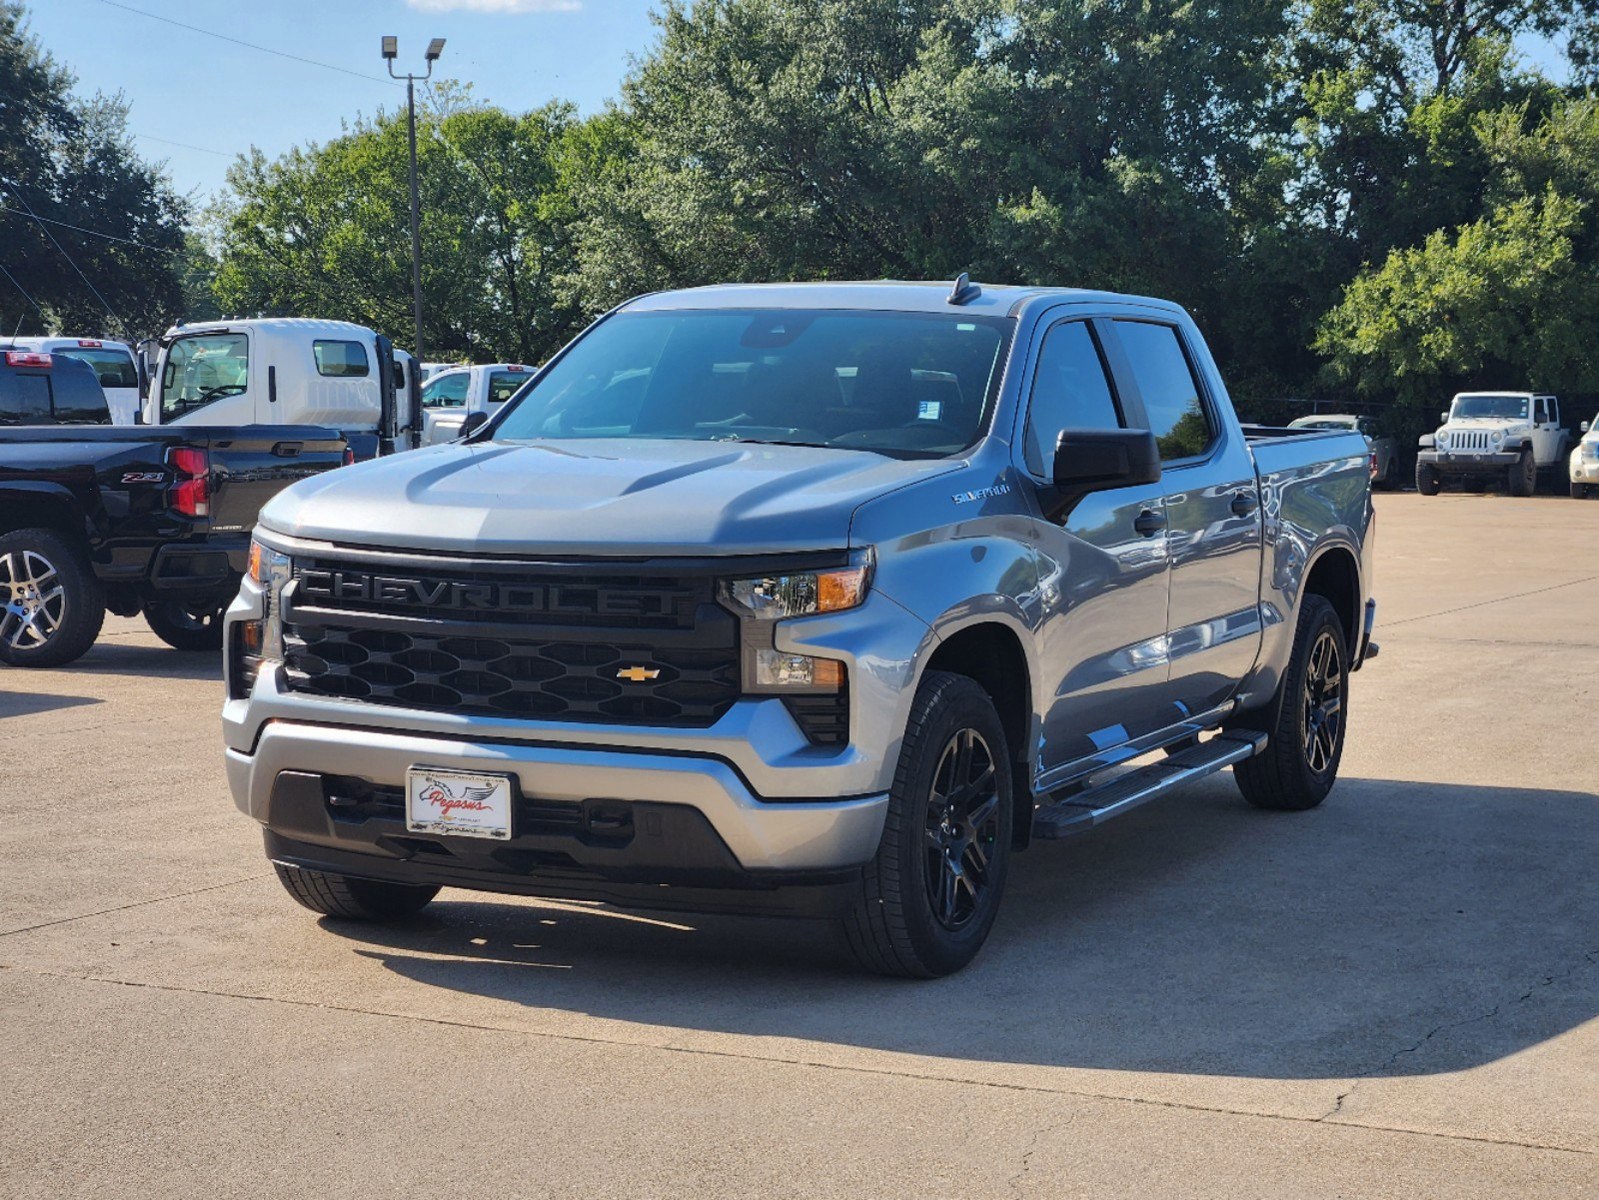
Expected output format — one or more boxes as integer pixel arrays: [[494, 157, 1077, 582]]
[[1, 549, 66, 651], [1302, 629, 1343, 774], [923, 727, 1002, 931]]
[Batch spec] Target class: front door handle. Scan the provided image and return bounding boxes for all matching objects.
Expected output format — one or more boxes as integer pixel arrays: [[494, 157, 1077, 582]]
[[1133, 509, 1167, 537], [1230, 492, 1258, 517]]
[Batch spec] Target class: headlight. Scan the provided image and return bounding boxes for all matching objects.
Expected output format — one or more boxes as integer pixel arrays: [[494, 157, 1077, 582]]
[[1435, 431, 1449, 449], [235, 538, 292, 693], [1490, 429, 1504, 445], [720, 549, 873, 620]]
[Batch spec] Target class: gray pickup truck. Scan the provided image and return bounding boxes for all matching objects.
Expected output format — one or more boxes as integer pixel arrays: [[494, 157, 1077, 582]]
[[223, 280, 1377, 976]]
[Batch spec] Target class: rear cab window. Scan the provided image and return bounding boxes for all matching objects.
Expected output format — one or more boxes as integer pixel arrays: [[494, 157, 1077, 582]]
[[487, 369, 529, 405], [1111, 321, 1217, 461], [55, 346, 138, 390], [313, 340, 370, 378]]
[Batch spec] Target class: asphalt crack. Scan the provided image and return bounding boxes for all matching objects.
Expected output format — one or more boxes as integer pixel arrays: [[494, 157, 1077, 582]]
[[1322, 946, 1599, 1121], [1007, 1116, 1074, 1197]]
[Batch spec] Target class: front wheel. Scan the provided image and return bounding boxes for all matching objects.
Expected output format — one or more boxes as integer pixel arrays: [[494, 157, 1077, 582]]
[[1416, 463, 1441, 495], [1232, 595, 1348, 811], [1573, 483, 1591, 499], [274, 863, 439, 921], [841, 671, 1013, 978], [0, 529, 105, 668], [1509, 449, 1536, 497], [142, 598, 228, 651]]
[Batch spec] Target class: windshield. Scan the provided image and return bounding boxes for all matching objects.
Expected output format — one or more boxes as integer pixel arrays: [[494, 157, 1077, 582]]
[[161, 333, 248, 420], [490, 309, 1011, 457], [1452, 395, 1528, 420]]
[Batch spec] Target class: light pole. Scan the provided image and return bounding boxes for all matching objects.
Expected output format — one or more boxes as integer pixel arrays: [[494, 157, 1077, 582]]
[[382, 35, 445, 370]]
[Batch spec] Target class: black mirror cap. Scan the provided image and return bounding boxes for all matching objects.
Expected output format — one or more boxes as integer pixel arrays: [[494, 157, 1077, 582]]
[[458, 410, 491, 440], [1052, 428, 1162, 493]]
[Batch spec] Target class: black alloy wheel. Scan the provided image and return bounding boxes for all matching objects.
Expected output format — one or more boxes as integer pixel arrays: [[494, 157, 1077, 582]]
[[923, 727, 1003, 932], [1301, 628, 1343, 775], [142, 598, 228, 651]]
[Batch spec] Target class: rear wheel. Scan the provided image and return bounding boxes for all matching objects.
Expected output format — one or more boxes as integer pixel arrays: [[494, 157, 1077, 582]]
[[1509, 449, 1536, 497], [0, 529, 104, 668], [841, 671, 1013, 978], [141, 598, 228, 651], [273, 863, 439, 921], [1415, 463, 1441, 495], [1232, 595, 1347, 812]]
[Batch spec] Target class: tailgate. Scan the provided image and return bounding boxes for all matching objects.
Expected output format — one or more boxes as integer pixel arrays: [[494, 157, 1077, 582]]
[[197, 429, 348, 533]]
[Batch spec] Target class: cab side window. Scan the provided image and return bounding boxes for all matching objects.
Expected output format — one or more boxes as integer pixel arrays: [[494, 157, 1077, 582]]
[[422, 372, 469, 409], [1024, 321, 1123, 475], [1113, 321, 1216, 461]]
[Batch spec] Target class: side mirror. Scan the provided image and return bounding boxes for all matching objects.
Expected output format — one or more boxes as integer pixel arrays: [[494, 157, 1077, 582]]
[[458, 410, 490, 440], [1052, 428, 1162, 493], [1440, 410, 1449, 423], [1583, 420, 1591, 433]]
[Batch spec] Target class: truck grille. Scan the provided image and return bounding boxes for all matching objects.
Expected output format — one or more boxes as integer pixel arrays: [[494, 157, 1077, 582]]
[[1450, 430, 1493, 452], [281, 555, 742, 727]]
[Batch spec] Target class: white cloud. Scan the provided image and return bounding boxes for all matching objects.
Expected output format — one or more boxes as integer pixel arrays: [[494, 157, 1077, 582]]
[[405, 0, 581, 13]]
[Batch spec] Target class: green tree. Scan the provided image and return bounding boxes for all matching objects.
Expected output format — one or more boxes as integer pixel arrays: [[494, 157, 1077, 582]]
[[213, 88, 586, 363], [0, 2, 187, 338]]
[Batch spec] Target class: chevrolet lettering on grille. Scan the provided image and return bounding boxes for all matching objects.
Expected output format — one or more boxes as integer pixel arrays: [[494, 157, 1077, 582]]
[[296, 568, 673, 617]]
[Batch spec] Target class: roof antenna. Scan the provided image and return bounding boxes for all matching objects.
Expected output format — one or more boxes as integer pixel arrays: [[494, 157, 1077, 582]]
[[947, 272, 982, 306]]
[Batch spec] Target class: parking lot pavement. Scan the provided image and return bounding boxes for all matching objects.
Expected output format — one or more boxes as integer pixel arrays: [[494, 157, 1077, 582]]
[[1, 492, 1595, 1198]]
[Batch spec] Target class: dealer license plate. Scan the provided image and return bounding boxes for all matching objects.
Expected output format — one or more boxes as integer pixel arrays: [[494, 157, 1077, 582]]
[[405, 767, 513, 840]]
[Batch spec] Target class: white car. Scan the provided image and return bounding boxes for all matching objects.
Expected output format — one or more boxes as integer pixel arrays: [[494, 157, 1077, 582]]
[[419, 362, 535, 444], [7, 336, 140, 425], [1415, 392, 1570, 496], [1571, 419, 1598, 498]]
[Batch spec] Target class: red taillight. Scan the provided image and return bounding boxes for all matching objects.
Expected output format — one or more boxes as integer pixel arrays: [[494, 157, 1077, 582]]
[[167, 446, 211, 517], [77, 339, 103, 348], [1369, 451, 1379, 479], [342, 446, 355, 466], [4, 351, 51, 367]]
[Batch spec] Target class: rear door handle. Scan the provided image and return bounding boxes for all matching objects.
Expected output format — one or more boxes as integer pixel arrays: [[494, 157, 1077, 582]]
[[1133, 509, 1167, 537], [1230, 492, 1258, 517]]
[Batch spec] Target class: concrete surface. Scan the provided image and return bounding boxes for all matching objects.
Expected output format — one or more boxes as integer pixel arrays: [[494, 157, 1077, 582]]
[[0, 492, 1595, 1198]]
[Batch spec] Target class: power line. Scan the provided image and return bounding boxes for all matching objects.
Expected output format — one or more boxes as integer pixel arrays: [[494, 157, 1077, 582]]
[[0, 260, 47, 321], [0, 205, 183, 257], [0, 186, 126, 335], [135, 133, 234, 158], [90, 0, 397, 85]]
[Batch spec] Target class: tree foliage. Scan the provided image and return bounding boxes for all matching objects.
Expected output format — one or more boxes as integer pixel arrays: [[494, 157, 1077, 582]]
[[0, 2, 187, 338], [213, 89, 584, 363]]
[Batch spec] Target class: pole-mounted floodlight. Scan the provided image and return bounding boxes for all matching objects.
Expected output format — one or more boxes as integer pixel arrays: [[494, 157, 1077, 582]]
[[382, 35, 446, 450]]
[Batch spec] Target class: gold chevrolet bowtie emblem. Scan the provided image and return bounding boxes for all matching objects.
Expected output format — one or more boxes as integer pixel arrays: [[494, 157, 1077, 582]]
[[615, 666, 661, 683]]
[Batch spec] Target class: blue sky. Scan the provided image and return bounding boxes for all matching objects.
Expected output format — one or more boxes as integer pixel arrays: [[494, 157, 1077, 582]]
[[24, 0, 660, 203], [21, 1, 1578, 210]]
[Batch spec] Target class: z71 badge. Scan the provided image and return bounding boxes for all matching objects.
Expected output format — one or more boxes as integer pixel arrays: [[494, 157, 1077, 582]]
[[952, 484, 1011, 504], [120, 471, 166, 484]]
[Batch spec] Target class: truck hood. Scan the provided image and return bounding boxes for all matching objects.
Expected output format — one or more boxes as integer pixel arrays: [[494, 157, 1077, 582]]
[[257, 437, 964, 556]]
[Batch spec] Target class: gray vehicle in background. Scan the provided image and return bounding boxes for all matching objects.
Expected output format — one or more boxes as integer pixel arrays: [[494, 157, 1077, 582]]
[[223, 279, 1377, 976], [1287, 412, 1399, 488]]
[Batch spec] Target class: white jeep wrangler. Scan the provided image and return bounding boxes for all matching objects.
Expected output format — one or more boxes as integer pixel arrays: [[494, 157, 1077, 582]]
[[1416, 392, 1570, 496]]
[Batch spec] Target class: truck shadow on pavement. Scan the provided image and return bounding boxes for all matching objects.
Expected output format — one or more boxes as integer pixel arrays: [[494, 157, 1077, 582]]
[[0, 690, 101, 718], [52, 641, 222, 682], [325, 775, 1598, 1080]]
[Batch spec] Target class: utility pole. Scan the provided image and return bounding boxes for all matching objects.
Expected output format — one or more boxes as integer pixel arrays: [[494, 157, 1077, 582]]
[[382, 35, 445, 368]]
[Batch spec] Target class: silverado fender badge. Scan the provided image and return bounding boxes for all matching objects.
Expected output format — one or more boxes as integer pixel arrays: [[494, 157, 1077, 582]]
[[953, 483, 1011, 504], [616, 666, 661, 682]]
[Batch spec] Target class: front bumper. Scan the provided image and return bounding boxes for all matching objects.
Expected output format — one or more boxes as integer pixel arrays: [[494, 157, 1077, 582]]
[[1417, 449, 1518, 474], [1571, 453, 1599, 483]]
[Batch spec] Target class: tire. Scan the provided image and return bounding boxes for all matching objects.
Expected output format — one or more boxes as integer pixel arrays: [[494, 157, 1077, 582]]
[[1231, 595, 1348, 812], [273, 863, 439, 921], [1509, 448, 1535, 497], [141, 597, 229, 651], [1571, 483, 1589, 500], [841, 671, 1013, 978], [1415, 463, 1441, 495], [0, 528, 105, 668]]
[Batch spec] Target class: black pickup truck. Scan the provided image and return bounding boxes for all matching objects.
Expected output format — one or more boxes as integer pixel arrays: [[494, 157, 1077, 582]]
[[1, 353, 350, 667]]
